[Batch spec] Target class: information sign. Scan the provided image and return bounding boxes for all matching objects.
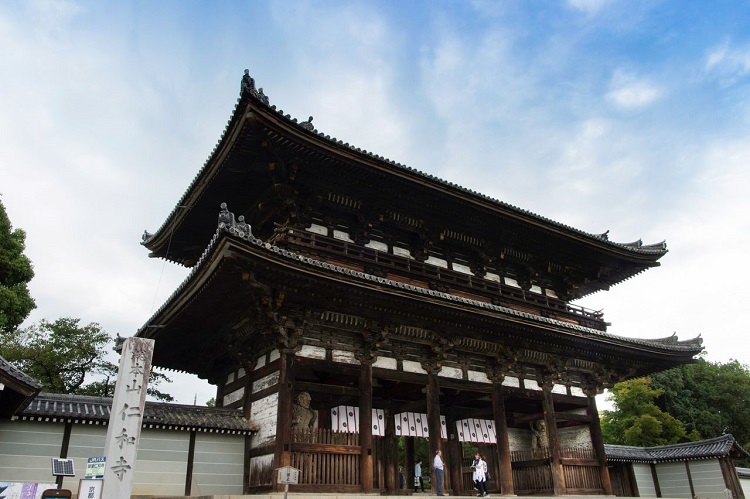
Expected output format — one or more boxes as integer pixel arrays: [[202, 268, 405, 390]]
[[84, 457, 106, 479], [277, 466, 300, 484]]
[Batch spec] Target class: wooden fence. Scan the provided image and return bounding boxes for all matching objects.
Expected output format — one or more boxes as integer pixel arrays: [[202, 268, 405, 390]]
[[290, 428, 360, 488], [509, 446, 603, 495]]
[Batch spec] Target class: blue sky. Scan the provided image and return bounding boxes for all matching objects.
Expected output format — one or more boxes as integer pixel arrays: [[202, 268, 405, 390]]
[[2, 0, 750, 405]]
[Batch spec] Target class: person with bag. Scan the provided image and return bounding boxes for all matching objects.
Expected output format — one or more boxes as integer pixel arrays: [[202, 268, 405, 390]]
[[471, 451, 489, 497]]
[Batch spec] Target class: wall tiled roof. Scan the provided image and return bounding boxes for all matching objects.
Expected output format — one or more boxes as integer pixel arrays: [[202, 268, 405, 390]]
[[605, 434, 749, 462], [15, 392, 257, 434]]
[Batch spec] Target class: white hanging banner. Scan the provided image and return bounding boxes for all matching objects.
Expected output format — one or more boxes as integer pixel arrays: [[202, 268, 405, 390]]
[[394, 412, 447, 439], [456, 418, 497, 443], [330, 406, 385, 436]]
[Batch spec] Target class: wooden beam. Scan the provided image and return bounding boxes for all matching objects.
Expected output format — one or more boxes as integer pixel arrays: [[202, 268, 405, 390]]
[[587, 394, 613, 495], [295, 380, 360, 397], [542, 386, 566, 496], [272, 351, 294, 492], [359, 362, 374, 493]]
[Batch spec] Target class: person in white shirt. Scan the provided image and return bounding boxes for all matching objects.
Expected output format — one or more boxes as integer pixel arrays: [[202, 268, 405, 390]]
[[472, 451, 489, 497], [414, 459, 425, 492], [433, 449, 445, 496]]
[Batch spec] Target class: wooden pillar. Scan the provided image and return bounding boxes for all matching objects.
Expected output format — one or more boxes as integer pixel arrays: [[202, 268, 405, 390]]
[[242, 360, 254, 494], [273, 351, 294, 491], [359, 361, 374, 493], [406, 437, 415, 491], [384, 405, 399, 493], [542, 385, 566, 495], [446, 405, 464, 496], [426, 369, 442, 494], [491, 381, 515, 495], [586, 392, 613, 495], [185, 430, 197, 495]]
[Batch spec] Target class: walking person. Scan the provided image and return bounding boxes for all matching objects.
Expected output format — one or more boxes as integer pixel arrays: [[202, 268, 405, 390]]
[[433, 449, 445, 496], [471, 451, 489, 497], [414, 459, 425, 492]]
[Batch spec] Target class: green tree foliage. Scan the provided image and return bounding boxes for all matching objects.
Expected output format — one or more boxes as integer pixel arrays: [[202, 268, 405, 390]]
[[0, 198, 35, 333], [600, 378, 697, 446], [651, 359, 750, 450], [0, 317, 173, 401]]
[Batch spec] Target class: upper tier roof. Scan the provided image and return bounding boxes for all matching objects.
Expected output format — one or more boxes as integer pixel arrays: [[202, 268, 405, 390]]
[[142, 71, 668, 297]]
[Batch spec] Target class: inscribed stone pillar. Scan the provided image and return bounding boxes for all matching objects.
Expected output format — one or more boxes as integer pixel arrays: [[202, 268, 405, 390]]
[[101, 337, 154, 499], [541, 384, 566, 496], [491, 380, 515, 495]]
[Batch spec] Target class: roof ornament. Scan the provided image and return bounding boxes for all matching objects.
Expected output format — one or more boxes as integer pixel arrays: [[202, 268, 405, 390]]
[[241, 69, 256, 95], [597, 230, 609, 241], [141, 230, 153, 242], [234, 215, 253, 239], [218, 202, 235, 230], [300, 116, 314, 131], [241, 69, 270, 104]]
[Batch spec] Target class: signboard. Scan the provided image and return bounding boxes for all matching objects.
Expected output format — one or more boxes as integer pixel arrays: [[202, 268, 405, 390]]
[[84, 457, 106, 479], [277, 466, 300, 484], [77, 479, 103, 499]]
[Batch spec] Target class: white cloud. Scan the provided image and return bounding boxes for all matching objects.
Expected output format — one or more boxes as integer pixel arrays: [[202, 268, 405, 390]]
[[606, 70, 663, 110], [704, 40, 750, 84], [567, 0, 611, 15]]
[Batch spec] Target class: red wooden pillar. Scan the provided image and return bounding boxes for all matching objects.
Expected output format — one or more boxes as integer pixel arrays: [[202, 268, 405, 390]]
[[587, 392, 613, 495], [426, 368, 443, 494], [491, 381, 515, 495], [360, 361, 374, 493], [542, 385, 567, 496], [273, 351, 294, 491]]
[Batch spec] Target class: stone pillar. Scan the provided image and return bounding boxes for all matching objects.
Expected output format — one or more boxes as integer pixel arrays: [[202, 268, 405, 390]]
[[491, 380, 515, 495], [586, 389, 613, 495], [359, 360, 374, 493], [102, 338, 154, 499], [541, 384, 566, 496]]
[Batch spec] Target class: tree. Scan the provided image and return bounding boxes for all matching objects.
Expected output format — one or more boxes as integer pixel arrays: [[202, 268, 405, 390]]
[[651, 359, 750, 451], [0, 197, 35, 333], [0, 317, 173, 401], [600, 377, 698, 446]]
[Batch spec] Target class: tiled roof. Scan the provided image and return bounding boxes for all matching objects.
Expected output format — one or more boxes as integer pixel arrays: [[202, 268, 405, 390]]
[[138, 226, 704, 361], [737, 467, 750, 478], [143, 73, 668, 260], [0, 355, 43, 391], [15, 392, 257, 435], [605, 434, 749, 462]]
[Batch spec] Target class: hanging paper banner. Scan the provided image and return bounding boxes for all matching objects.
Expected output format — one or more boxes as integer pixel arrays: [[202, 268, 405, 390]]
[[394, 412, 447, 439], [330, 406, 385, 436], [456, 418, 497, 443]]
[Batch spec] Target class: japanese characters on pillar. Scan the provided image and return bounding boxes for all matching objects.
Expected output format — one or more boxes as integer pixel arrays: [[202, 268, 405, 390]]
[[101, 337, 154, 499]]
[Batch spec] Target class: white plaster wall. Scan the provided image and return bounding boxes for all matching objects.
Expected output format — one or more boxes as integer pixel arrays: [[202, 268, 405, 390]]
[[223, 387, 244, 406], [297, 345, 326, 360], [438, 366, 462, 379], [250, 393, 279, 447], [252, 372, 279, 394], [656, 461, 692, 498], [332, 350, 358, 364], [468, 370, 490, 383], [502, 376, 520, 388], [191, 432, 245, 496], [365, 240, 388, 252], [131, 428, 189, 496], [633, 462, 657, 497], [741, 477, 750, 499], [0, 420, 65, 484], [690, 459, 728, 498], [552, 384, 567, 394], [403, 361, 427, 374], [373, 356, 397, 370]]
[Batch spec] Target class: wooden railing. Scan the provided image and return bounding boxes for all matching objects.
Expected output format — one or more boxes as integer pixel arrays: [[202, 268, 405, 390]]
[[280, 229, 607, 330], [509, 446, 603, 495], [290, 428, 360, 488]]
